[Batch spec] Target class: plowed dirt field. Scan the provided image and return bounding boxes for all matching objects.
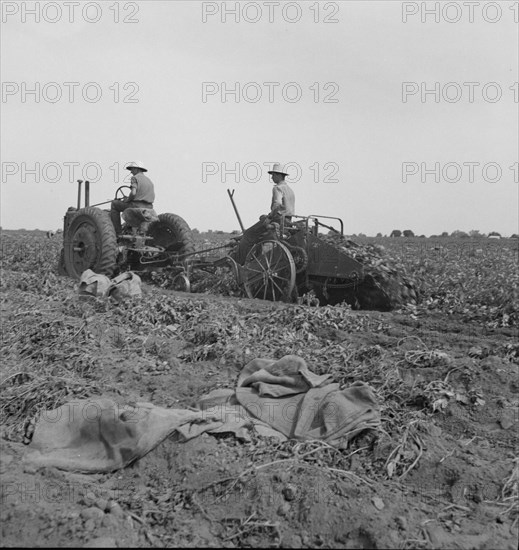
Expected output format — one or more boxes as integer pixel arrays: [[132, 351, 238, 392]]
[[1, 231, 517, 549]]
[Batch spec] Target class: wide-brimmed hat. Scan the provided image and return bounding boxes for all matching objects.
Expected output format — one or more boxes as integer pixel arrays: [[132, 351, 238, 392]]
[[268, 163, 289, 176], [126, 161, 147, 172]]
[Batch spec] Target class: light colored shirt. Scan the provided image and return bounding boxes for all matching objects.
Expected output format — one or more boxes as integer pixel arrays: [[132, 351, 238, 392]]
[[131, 172, 155, 204], [270, 181, 295, 219]]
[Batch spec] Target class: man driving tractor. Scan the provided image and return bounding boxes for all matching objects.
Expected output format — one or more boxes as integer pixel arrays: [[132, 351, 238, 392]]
[[110, 161, 155, 234], [234, 163, 296, 264]]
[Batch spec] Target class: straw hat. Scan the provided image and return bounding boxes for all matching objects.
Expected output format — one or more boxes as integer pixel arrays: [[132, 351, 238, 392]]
[[126, 161, 148, 172], [267, 163, 289, 176]]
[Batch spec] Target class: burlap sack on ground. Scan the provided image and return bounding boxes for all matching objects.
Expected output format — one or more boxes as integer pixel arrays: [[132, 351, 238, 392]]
[[77, 270, 142, 301], [24, 398, 220, 473], [78, 269, 112, 298], [110, 272, 142, 301]]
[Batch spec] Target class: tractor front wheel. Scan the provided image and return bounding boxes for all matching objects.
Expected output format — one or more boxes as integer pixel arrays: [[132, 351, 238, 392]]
[[63, 207, 118, 279]]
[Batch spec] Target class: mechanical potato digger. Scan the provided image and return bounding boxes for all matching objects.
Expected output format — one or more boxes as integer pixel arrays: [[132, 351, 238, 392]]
[[58, 181, 416, 310]]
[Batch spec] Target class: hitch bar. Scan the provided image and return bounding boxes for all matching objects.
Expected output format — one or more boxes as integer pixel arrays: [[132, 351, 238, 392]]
[[227, 189, 244, 232]]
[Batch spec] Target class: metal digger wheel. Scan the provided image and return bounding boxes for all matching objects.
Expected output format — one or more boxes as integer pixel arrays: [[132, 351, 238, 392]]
[[63, 207, 117, 279], [172, 273, 191, 293], [242, 240, 296, 302]]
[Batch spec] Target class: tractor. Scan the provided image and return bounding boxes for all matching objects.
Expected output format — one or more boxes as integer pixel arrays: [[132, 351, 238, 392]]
[[58, 180, 195, 278]]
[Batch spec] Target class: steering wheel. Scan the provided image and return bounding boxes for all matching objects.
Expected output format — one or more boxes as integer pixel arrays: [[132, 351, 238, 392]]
[[115, 185, 131, 201]]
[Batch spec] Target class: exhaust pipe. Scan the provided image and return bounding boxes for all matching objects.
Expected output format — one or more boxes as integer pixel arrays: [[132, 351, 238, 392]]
[[77, 180, 83, 209]]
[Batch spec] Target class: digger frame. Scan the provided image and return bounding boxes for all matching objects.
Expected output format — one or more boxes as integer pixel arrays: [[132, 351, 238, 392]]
[[164, 213, 365, 304]]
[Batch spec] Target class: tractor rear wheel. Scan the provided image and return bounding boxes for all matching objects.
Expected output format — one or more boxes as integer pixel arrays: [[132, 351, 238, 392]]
[[147, 213, 195, 259], [63, 207, 118, 279]]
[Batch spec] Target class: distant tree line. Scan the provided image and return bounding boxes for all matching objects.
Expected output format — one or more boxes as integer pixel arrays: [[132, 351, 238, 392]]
[[386, 229, 514, 238]]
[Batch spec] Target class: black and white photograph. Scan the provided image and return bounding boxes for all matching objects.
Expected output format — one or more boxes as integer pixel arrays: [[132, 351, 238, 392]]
[[1, 1, 518, 547]]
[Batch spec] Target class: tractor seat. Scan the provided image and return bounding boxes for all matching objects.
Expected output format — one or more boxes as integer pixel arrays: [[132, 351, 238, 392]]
[[122, 208, 159, 234], [284, 219, 305, 234]]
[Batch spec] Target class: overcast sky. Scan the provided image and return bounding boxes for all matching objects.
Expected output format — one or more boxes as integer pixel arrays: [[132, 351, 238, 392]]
[[1, 0, 518, 235]]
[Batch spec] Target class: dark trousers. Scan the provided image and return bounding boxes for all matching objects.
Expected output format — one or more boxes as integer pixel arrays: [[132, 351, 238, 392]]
[[110, 200, 152, 234], [234, 219, 278, 265]]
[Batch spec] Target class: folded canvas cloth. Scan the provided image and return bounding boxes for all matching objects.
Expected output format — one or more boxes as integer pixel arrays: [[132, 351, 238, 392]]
[[234, 355, 380, 446], [237, 355, 332, 397], [194, 389, 287, 441], [293, 382, 381, 443]]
